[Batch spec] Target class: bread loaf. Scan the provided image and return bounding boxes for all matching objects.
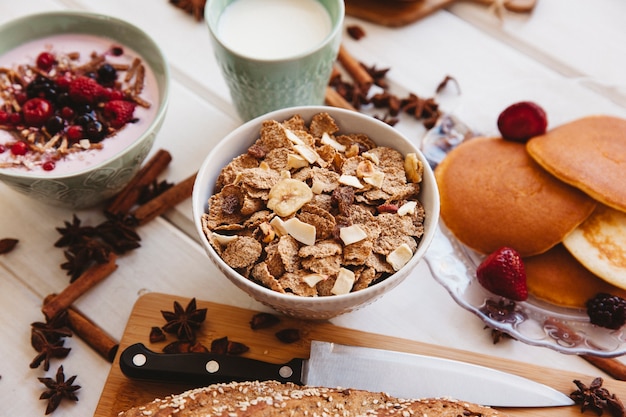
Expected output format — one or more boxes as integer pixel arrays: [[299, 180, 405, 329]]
[[118, 380, 506, 417]]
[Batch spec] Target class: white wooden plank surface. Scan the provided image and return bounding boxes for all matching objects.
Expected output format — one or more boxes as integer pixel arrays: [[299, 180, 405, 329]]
[[1, 0, 626, 415]]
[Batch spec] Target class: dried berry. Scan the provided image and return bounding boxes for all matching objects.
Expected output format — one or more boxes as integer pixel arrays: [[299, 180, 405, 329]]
[[586, 293, 626, 330]]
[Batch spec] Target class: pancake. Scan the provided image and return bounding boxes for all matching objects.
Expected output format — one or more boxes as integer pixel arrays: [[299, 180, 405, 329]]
[[563, 204, 626, 290], [435, 136, 597, 257], [525, 243, 626, 308], [526, 115, 626, 213]]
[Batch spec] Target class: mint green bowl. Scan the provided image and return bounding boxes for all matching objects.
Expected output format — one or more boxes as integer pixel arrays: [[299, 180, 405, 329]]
[[0, 11, 169, 209]]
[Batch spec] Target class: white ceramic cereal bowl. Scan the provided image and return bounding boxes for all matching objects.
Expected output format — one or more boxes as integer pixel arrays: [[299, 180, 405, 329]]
[[0, 11, 169, 209], [192, 106, 440, 320]]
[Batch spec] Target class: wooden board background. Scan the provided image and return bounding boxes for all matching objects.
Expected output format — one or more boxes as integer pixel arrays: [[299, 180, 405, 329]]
[[344, 0, 536, 26], [345, 0, 456, 27], [94, 292, 626, 417]]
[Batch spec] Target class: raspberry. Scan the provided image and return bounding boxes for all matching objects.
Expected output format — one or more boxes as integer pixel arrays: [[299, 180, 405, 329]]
[[68, 76, 105, 104], [102, 100, 136, 129], [22, 98, 54, 127], [36, 52, 56, 71], [476, 247, 528, 301], [497, 101, 548, 143], [586, 293, 626, 330]]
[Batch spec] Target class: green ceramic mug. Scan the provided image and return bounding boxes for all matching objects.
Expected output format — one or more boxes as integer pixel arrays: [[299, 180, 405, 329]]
[[205, 0, 344, 121]]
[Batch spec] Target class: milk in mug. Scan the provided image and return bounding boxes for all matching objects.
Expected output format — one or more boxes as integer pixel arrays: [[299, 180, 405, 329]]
[[217, 0, 333, 60]]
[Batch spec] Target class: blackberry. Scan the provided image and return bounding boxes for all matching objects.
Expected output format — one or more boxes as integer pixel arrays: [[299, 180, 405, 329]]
[[586, 293, 626, 330]]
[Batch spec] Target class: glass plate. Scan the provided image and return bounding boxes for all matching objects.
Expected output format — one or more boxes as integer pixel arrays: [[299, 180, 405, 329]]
[[424, 224, 626, 357]]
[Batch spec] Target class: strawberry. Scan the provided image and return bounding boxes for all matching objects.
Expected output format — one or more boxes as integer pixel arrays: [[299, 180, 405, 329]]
[[102, 100, 136, 129], [22, 98, 54, 127], [497, 101, 548, 143], [68, 76, 105, 104], [476, 247, 528, 301]]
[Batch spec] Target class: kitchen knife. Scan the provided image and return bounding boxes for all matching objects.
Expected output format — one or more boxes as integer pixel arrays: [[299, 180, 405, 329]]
[[120, 341, 574, 407]]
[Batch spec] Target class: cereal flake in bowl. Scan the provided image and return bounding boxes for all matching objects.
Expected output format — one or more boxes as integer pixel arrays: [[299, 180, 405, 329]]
[[192, 106, 439, 319]]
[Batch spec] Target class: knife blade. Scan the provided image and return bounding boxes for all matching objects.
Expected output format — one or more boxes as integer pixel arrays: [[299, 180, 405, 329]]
[[120, 341, 573, 407]]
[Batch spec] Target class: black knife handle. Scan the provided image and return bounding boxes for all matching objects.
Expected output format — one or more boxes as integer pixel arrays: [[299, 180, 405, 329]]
[[120, 343, 304, 385]]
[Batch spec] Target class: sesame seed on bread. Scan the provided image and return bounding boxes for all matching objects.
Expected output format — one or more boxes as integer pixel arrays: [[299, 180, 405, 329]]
[[118, 380, 506, 417]]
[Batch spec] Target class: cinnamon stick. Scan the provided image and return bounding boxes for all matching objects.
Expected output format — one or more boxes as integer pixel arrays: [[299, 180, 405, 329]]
[[44, 294, 119, 362], [106, 149, 172, 216], [325, 86, 357, 111], [582, 355, 626, 381], [42, 253, 118, 320], [337, 44, 373, 91], [132, 172, 197, 225]]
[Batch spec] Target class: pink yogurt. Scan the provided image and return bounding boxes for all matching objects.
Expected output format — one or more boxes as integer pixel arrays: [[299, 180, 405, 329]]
[[0, 33, 159, 175]]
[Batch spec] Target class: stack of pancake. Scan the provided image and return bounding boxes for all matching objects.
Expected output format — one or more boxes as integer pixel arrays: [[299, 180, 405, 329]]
[[435, 115, 626, 308]]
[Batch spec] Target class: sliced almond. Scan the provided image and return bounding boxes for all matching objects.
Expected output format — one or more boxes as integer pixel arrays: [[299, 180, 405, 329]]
[[404, 153, 423, 183], [267, 178, 313, 217], [321, 132, 346, 152], [259, 161, 271, 171], [302, 273, 327, 287], [293, 144, 319, 164], [283, 218, 316, 246], [287, 153, 309, 170], [331, 268, 355, 295], [397, 201, 417, 216], [339, 174, 363, 189], [386, 243, 413, 271], [339, 224, 368, 246]]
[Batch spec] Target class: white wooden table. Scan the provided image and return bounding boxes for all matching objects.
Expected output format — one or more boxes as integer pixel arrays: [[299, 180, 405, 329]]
[[1, 0, 626, 415]]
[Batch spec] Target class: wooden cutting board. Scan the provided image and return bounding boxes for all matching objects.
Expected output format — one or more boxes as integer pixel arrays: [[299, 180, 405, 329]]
[[344, 0, 537, 27], [95, 292, 626, 417]]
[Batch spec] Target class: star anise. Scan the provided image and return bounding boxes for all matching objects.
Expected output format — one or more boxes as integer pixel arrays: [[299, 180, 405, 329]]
[[362, 63, 390, 89], [484, 326, 514, 344], [95, 215, 141, 254], [161, 298, 207, 342], [480, 299, 518, 322], [571, 378, 615, 416], [54, 215, 96, 248], [170, 0, 206, 21], [61, 238, 111, 282], [31, 311, 72, 344], [0, 238, 18, 254], [38, 365, 80, 415], [30, 330, 71, 371]]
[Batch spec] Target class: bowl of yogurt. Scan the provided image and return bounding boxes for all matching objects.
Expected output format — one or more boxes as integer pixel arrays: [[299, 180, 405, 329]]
[[0, 11, 169, 209]]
